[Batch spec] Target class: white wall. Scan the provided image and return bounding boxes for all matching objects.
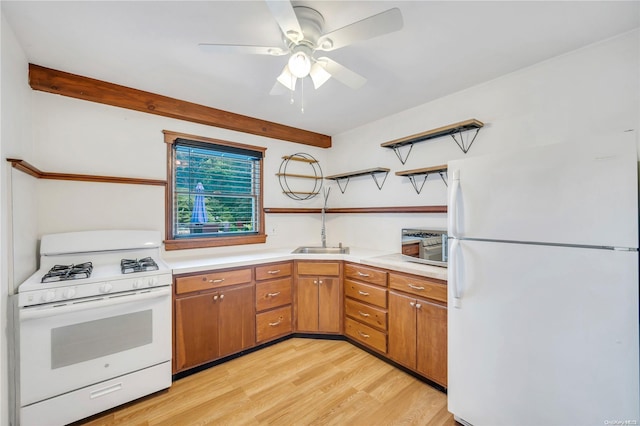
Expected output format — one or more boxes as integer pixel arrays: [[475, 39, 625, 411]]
[[1, 11, 38, 426], [328, 29, 639, 251]]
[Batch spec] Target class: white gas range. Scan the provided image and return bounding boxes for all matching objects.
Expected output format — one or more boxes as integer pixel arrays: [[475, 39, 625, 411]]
[[15, 230, 173, 426]]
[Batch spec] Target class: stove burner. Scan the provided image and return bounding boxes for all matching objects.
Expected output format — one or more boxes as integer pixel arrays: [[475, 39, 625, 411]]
[[41, 262, 93, 283], [121, 257, 159, 274]]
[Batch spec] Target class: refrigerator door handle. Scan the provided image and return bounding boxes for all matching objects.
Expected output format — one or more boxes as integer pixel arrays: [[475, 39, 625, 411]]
[[450, 238, 462, 308], [448, 169, 461, 238]]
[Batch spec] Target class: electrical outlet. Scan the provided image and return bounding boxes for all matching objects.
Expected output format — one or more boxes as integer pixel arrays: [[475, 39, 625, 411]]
[[270, 226, 277, 236]]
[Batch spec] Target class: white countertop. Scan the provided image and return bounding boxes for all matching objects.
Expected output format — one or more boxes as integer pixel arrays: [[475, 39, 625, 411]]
[[164, 247, 447, 281]]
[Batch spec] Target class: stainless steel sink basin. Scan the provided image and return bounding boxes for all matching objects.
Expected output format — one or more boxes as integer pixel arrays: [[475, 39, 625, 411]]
[[292, 246, 350, 254]]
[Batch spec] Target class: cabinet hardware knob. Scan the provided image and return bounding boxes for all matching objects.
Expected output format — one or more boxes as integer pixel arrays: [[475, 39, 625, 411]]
[[220, 294, 225, 300], [267, 292, 281, 298], [269, 317, 283, 327], [409, 302, 415, 307], [357, 271, 370, 277], [358, 331, 370, 338], [213, 295, 219, 301], [209, 278, 225, 284], [408, 284, 425, 290], [415, 303, 421, 309], [358, 290, 370, 296], [358, 311, 370, 317], [267, 270, 281, 274], [319, 280, 323, 284]]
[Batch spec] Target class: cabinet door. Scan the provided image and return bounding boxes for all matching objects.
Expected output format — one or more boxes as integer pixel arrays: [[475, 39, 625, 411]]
[[318, 277, 340, 333], [218, 284, 255, 358], [174, 292, 219, 372], [388, 290, 417, 369], [416, 298, 447, 387], [297, 277, 319, 332]]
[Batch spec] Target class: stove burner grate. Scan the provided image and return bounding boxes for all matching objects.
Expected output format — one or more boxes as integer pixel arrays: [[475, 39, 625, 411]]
[[121, 257, 159, 274], [41, 262, 93, 283]]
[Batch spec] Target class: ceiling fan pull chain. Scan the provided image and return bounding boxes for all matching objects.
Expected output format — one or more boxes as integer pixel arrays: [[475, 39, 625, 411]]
[[301, 78, 305, 113]]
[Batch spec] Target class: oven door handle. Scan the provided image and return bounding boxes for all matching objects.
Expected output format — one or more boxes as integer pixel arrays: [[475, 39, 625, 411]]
[[20, 287, 171, 321]]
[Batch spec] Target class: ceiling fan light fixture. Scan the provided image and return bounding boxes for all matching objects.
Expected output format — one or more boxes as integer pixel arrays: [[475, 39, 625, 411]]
[[319, 38, 333, 50], [288, 51, 311, 78], [277, 65, 297, 91], [310, 62, 331, 89]]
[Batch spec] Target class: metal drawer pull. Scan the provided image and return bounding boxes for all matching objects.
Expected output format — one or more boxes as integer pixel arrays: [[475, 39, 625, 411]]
[[358, 331, 370, 338], [357, 271, 370, 277], [267, 292, 281, 297], [267, 270, 281, 274], [358, 311, 370, 317], [209, 278, 225, 284], [269, 317, 283, 326], [358, 290, 370, 296], [408, 283, 425, 290]]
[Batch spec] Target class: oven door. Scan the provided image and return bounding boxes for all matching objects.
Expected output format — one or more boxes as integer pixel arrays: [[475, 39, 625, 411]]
[[19, 287, 171, 406]]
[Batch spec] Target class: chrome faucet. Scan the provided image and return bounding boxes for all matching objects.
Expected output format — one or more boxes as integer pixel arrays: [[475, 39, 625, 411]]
[[321, 187, 330, 248]]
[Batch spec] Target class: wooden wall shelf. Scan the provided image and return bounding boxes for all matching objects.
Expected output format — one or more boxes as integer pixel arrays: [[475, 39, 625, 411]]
[[381, 119, 484, 164], [325, 168, 390, 193], [395, 164, 448, 194], [264, 206, 447, 214], [7, 158, 167, 186]]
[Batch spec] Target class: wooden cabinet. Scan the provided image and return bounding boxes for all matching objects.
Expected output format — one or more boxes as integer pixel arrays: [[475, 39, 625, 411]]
[[343, 263, 388, 353], [388, 275, 448, 387], [173, 268, 255, 373], [255, 261, 293, 343], [295, 261, 342, 333]]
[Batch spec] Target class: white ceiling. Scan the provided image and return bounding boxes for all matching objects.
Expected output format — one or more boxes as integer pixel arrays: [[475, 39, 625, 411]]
[[2, 1, 639, 137]]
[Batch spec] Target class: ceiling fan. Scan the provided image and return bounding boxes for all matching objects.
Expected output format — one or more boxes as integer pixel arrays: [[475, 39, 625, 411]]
[[199, 0, 403, 93]]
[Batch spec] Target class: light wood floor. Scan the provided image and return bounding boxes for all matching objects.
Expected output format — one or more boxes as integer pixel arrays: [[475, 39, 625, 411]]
[[77, 338, 455, 425]]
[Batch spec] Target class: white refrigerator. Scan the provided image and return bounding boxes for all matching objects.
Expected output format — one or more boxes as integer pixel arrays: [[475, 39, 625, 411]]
[[447, 134, 640, 425]]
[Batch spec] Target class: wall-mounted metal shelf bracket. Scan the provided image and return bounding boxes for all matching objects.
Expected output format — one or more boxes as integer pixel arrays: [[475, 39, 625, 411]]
[[380, 119, 484, 163], [451, 127, 481, 154], [325, 168, 390, 194], [395, 165, 448, 194]]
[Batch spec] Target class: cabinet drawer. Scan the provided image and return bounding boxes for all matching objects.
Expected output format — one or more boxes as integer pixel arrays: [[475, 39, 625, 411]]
[[389, 273, 447, 303], [256, 305, 292, 343], [344, 317, 386, 354], [344, 263, 387, 287], [344, 279, 387, 308], [345, 298, 387, 331], [296, 261, 340, 276], [255, 262, 292, 281], [176, 268, 252, 295], [255, 278, 292, 311]]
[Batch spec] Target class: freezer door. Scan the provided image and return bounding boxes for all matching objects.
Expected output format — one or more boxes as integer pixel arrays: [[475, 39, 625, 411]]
[[448, 239, 639, 425], [447, 133, 638, 248]]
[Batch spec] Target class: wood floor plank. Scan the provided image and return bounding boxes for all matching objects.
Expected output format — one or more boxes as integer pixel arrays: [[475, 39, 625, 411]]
[[75, 338, 453, 426]]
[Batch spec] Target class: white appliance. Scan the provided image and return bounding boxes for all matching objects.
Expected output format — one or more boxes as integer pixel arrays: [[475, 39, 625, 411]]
[[447, 134, 640, 425], [16, 230, 173, 426]]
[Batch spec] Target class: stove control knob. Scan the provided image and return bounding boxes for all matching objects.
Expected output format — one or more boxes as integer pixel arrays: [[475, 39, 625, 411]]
[[148, 277, 159, 287], [62, 288, 76, 299], [132, 280, 142, 289], [41, 291, 56, 303], [100, 283, 113, 294]]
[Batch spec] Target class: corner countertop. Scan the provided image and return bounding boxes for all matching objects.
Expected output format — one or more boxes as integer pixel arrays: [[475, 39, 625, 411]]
[[163, 247, 447, 281]]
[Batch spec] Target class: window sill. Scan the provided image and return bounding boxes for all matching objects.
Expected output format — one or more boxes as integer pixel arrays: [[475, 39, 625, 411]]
[[164, 234, 267, 251]]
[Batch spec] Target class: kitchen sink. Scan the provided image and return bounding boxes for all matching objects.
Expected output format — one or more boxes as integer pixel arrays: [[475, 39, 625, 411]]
[[292, 246, 350, 254]]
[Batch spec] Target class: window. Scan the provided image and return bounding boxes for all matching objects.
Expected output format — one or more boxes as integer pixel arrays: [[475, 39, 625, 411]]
[[164, 130, 266, 250]]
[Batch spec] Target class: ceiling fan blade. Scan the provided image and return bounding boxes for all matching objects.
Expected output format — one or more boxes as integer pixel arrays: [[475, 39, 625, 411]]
[[316, 8, 403, 51], [265, 0, 303, 44], [316, 57, 366, 89], [199, 44, 287, 56]]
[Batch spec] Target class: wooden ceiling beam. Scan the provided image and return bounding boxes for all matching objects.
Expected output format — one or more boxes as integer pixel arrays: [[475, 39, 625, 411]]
[[28, 64, 331, 148]]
